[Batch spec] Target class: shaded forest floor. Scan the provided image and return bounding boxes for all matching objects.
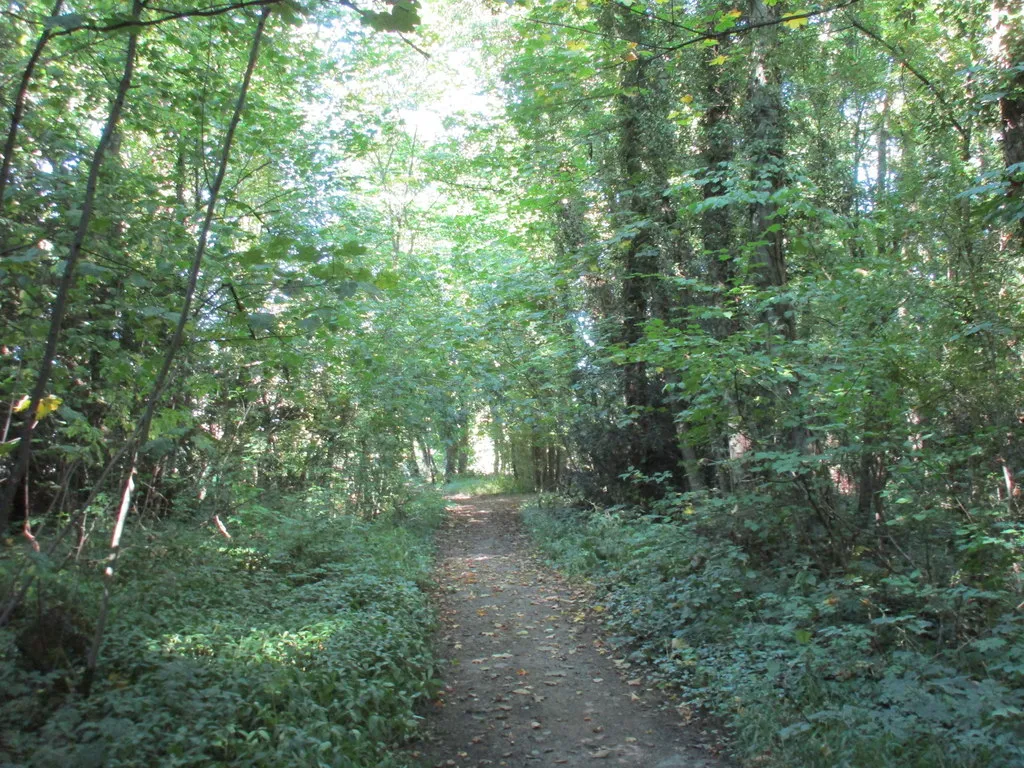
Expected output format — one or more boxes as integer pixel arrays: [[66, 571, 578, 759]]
[[411, 494, 729, 768]]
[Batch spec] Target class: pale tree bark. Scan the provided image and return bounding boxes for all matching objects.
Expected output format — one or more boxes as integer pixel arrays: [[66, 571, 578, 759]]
[[81, 5, 273, 696], [0, 0, 142, 534]]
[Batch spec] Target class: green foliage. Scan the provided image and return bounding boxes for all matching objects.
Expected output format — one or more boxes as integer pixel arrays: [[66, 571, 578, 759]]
[[524, 499, 1024, 768], [442, 473, 532, 497], [0, 487, 445, 767]]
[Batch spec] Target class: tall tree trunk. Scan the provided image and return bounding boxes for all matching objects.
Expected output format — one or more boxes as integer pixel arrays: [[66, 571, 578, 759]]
[[696, 29, 740, 491], [746, 0, 791, 336], [611, 8, 682, 493], [699, 36, 736, 293]]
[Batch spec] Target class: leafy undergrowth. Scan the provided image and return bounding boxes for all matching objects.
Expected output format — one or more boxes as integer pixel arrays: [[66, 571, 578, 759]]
[[523, 499, 1024, 768], [0, 486, 445, 768]]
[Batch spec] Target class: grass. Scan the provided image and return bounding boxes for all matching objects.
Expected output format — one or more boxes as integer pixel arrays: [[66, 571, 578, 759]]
[[441, 473, 532, 497]]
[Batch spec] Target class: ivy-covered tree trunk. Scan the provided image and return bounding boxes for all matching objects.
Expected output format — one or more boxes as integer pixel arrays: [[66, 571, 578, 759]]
[[610, 10, 682, 494], [696, 24, 739, 493], [992, 0, 1024, 235], [746, 0, 791, 335]]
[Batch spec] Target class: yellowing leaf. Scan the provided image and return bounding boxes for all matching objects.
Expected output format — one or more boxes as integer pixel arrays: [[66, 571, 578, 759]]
[[681, 94, 694, 104], [566, 40, 587, 51], [13, 394, 62, 420], [724, 9, 742, 20], [624, 51, 638, 62], [709, 54, 729, 66], [782, 12, 810, 29], [36, 395, 61, 419]]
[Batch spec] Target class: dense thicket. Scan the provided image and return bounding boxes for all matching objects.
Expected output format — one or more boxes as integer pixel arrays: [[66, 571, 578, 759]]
[[2, 0, 1024, 764]]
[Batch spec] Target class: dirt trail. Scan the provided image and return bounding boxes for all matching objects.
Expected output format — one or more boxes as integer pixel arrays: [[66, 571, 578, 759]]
[[413, 494, 729, 768]]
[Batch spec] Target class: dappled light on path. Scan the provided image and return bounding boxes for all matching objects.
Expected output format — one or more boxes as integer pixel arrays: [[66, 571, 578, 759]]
[[412, 495, 728, 768]]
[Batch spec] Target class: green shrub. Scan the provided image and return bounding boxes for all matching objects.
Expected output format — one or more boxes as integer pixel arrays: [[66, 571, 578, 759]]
[[522, 500, 1024, 768]]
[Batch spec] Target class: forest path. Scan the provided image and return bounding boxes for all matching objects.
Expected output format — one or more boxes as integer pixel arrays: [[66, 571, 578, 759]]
[[412, 494, 728, 768]]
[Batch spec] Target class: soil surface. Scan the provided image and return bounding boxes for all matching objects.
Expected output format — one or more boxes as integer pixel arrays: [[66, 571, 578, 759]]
[[412, 494, 731, 768]]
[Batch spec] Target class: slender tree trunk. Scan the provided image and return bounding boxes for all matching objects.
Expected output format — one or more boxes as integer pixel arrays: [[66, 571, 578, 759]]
[[0, 0, 141, 533], [81, 6, 272, 695], [0, 0, 64, 229], [418, 437, 437, 484], [874, 91, 890, 208]]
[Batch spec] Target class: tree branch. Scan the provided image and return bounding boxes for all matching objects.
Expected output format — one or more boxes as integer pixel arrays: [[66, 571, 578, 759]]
[[52, 0, 281, 36], [658, 0, 862, 55], [846, 15, 970, 148]]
